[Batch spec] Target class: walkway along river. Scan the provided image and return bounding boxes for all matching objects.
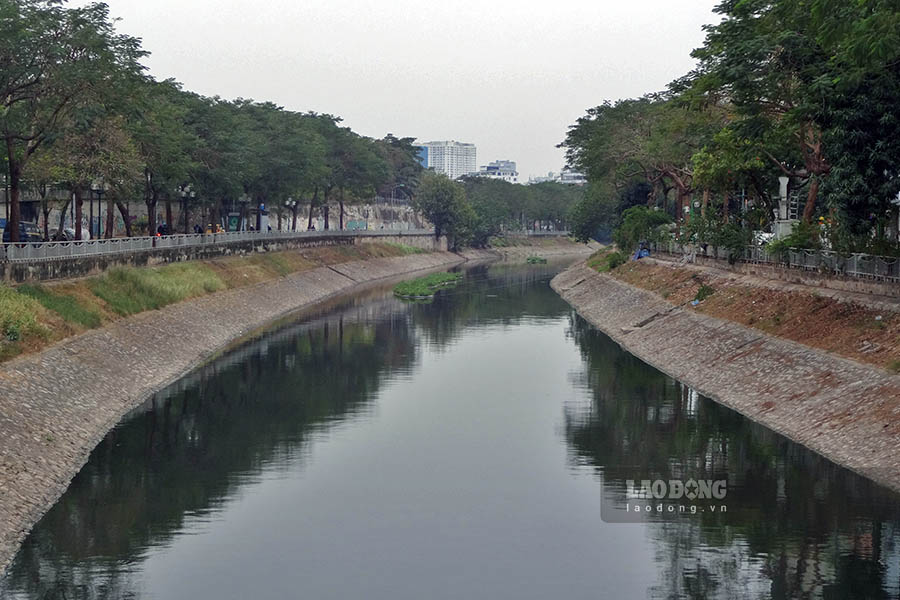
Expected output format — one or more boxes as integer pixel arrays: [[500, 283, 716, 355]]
[[2, 261, 900, 599]]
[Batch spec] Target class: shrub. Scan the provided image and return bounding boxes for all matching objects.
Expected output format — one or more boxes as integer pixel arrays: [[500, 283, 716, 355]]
[[767, 221, 822, 261], [695, 284, 715, 302], [0, 286, 43, 341]]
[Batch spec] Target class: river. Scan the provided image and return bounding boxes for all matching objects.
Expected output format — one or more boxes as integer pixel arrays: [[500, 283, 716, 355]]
[[2, 260, 899, 599]]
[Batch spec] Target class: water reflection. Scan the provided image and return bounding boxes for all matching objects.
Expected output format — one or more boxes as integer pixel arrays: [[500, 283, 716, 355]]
[[566, 315, 900, 599], [2, 260, 899, 600]]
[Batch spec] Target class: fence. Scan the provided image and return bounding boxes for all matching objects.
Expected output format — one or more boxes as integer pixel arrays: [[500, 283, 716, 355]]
[[651, 240, 900, 283], [0, 229, 434, 263]]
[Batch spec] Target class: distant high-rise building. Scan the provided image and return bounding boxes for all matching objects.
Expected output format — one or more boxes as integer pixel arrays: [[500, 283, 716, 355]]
[[416, 141, 477, 180], [477, 160, 519, 183]]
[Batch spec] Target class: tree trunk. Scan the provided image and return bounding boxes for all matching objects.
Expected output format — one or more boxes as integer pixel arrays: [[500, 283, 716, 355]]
[[117, 201, 132, 237], [146, 191, 158, 237], [323, 205, 330, 230], [339, 188, 345, 230], [291, 207, 298, 231], [277, 209, 282, 231], [723, 192, 730, 224], [165, 198, 173, 233], [6, 155, 22, 242], [105, 198, 115, 238], [701, 189, 709, 219], [802, 175, 819, 223], [55, 197, 71, 240], [74, 187, 84, 241], [183, 201, 189, 234], [41, 198, 51, 241]]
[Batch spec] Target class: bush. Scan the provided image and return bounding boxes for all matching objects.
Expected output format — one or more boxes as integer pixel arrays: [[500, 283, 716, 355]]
[[587, 250, 626, 272], [0, 286, 43, 341], [606, 251, 626, 270], [613, 206, 672, 253], [695, 284, 715, 302], [767, 221, 822, 260]]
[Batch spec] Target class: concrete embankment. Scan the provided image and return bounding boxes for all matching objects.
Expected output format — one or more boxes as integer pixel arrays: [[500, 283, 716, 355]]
[[551, 262, 900, 493], [0, 250, 462, 574]]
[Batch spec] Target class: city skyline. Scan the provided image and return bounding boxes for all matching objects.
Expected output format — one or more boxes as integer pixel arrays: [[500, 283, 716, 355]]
[[75, 0, 720, 180]]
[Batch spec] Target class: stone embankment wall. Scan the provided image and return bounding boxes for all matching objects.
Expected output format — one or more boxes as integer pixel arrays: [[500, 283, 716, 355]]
[[1, 232, 445, 284], [0, 250, 462, 575], [658, 251, 900, 298], [552, 263, 900, 493]]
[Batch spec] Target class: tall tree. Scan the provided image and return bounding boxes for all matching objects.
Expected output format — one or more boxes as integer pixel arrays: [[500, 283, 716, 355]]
[[0, 1, 144, 240]]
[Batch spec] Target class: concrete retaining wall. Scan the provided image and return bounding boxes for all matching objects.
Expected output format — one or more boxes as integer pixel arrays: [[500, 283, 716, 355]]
[[551, 263, 900, 494], [0, 250, 463, 575], [1, 233, 447, 284]]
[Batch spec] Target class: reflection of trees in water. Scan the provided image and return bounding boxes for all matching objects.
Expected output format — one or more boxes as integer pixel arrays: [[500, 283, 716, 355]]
[[565, 314, 900, 599], [2, 300, 417, 599], [411, 263, 570, 350]]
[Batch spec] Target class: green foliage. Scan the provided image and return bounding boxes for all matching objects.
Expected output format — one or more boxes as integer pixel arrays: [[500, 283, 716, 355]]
[[586, 250, 626, 273], [411, 172, 475, 247], [767, 221, 822, 259], [90, 264, 226, 316], [17, 284, 101, 328], [0, 286, 43, 341], [526, 256, 547, 264], [382, 242, 426, 255], [612, 206, 672, 253], [393, 272, 462, 299], [695, 284, 715, 302]]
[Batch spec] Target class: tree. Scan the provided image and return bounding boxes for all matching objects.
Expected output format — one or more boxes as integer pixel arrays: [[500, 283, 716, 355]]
[[0, 1, 144, 240], [411, 172, 474, 246]]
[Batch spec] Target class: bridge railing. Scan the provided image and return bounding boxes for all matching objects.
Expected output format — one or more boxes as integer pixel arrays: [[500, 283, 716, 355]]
[[650, 240, 900, 283], [0, 228, 435, 263]]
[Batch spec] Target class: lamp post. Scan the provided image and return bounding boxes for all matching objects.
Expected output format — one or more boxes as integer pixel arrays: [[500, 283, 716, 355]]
[[286, 197, 297, 231], [389, 183, 406, 230], [238, 194, 250, 231], [178, 184, 195, 234], [91, 178, 108, 239]]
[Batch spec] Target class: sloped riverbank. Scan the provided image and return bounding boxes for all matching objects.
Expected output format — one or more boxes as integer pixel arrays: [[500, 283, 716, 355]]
[[551, 262, 900, 494], [0, 251, 462, 574]]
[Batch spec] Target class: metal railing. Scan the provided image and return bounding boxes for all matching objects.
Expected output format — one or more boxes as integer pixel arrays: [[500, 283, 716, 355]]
[[651, 240, 900, 283], [0, 228, 434, 263]]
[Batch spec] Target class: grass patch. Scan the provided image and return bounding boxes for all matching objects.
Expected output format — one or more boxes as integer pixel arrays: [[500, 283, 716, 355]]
[[587, 250, 626, 272], [18, 284, 102, 328], [382, 242, 426, 255], [526, 256, 548, 264], [0, 285, 44, 341], [90, 263, 226, 316], [695, 284, 715, 302], [393, 272, 462, 299]]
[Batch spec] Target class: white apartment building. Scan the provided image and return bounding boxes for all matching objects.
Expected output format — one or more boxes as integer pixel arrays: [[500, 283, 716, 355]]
[[417, 140, 477, 180], [476, 160, 519, 183]]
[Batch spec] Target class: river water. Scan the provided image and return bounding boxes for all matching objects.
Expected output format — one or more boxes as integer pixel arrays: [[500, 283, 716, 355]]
[[2, 261, 900, 599]]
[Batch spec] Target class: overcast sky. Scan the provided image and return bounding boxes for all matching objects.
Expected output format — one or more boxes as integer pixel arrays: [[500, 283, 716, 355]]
[[95, 0, 719, 179]]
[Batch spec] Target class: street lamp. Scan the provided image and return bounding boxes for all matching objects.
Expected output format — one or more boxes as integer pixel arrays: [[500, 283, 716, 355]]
[[90, 178, 109, 239], [179, 184, 195, 234], [238, 194, 251, 231], [286, 197, 297, 231]]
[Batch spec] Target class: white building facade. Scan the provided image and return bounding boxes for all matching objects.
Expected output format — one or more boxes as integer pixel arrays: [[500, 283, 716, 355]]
[[417, 141, 477, 180], [476, 160, 519, 183]]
